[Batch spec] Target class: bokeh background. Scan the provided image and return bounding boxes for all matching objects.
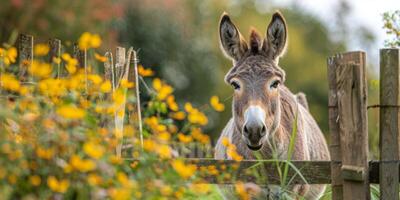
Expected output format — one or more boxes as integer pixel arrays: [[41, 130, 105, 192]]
[[1, 0, 399, 158]]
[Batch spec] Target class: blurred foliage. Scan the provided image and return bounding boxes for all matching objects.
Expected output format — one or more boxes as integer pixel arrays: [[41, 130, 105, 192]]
[[118, 0, 349, 138], [383, 10, 400, 47], [0, 0, 123, 47]]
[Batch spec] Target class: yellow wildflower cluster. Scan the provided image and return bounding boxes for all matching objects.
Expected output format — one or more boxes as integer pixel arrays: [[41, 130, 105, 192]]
[[152, 78, 173, 100], [47, 176, 69, 193], [222, 137, 243, 161], [83, 141, 105, 159], [61, 53, 79, 74], [138, 65, 154, 77], [171, 160, 197, 179], [0, 32, 232, 199], [210, 95, 225, 112], [57, 105, 86, 119], [143, 139, 172, 159], [78, 32, 102, 50], [34, 43, 50, 56], [67, 155, 96, 172], [0, 47, 17, 65], [191, 127, 210, 144], [0, 73, 21, 92], [185, 103, 208, 125], [29, 60, 52, 78]]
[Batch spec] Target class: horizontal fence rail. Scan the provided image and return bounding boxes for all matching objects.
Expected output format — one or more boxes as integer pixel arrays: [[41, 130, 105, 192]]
[[125, 159, 398, 185]]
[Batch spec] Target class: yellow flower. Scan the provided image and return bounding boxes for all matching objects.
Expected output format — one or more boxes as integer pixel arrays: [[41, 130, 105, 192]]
[[221, 136, 230, 147], [110, 188, 131, 200], [87, 173, 102, 186], [177, 133, 193, 144], [0, 73, 20, 92], [94, 53, 107, 62], [90, 34, 102, 48], [112, 89, 126, 105], [34, 43, 50, 56], [184, 103, 193, 112], [29, 175, 41, 186], [100, 80, 112, 93], [170, 111, 186, 120], [152, 78, 173, 100], [53, 57, 61, 64], [28, 60, 52, 78], [69, 155, 96, 172], [0, 47, 17, 65], [83, 141, 105, 159], [88, 74, 103, 85], [166, 95, 179, 111], [120, 79, 134, 88], [57, 105, 85, 119], [235, 182, 250, 200], [157, 144, 172, 159], [187, 108, 208, 125], [210, 96, 225, 112], [78, 32, 102, 50], [47, 176, 69, 193], [143, 139, 156, 152], [158, 131, 171, 142], [138, 65, 154, 77], [36, 147, 55, 160], [191, 128, 210, 144], [171, 160, 196, 179]]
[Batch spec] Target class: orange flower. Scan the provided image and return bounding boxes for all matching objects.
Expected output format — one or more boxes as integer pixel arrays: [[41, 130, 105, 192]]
[[138, 65, 154, 77]]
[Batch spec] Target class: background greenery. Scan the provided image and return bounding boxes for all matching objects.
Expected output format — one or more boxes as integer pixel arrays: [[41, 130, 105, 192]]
[[0, 0, 390, 158]]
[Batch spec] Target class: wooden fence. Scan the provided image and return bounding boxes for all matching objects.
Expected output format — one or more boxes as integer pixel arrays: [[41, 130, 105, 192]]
[[2, 34, 400, 199]]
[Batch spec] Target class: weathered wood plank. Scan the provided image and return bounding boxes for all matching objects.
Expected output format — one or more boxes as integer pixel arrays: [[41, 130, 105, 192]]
[[73, 43, 87, 68], [17, 34, 33, 80], [114, 47, 127, 157], [335, 51, 369, 199], [379, 48, 400, 200], [128, 49, 143, 148], [328, 54, 343, 200], [48, 38, 61, 77]]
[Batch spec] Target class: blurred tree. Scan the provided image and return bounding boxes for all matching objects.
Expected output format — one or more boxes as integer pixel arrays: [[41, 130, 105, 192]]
[[118, 0, 352, 138], [0, 0, 123, 46]]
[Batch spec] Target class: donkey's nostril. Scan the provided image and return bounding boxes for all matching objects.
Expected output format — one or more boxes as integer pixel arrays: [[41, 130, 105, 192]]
[[261, 125, 266, 133], [244, 126, 249, 134]]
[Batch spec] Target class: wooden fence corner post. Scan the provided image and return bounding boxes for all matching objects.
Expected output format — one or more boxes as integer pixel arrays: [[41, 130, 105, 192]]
[[379, 48, 400, 200], [335, 51, 369, 200], [17, 34, 33, 81], [48, 38, 61, 77], [328, 55, 343, 200]]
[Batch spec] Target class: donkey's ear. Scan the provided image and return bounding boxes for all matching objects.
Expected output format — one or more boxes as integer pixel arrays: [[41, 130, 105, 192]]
[[219, 12, 248, 61], [263, 11, 287, 62]]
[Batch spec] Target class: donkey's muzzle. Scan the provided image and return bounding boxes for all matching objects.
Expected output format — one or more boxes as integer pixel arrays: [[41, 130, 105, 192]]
[[243, 106, 267, 151]]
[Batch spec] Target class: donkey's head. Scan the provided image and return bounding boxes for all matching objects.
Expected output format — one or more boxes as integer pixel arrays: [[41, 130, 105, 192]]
[[219, 11, 288, 151]]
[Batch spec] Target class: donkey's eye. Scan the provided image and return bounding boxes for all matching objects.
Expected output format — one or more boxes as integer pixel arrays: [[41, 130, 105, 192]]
[[231, 81, 240, 90], [270, 80, 280, 89]]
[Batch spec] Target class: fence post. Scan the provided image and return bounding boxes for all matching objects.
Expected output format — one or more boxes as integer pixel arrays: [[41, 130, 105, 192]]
[[338, 51, 369, 199], [17, 34, 33, 81], [379, 48, 400, 200], [48, 38, 61, 77], [328, 55, 343, 200]]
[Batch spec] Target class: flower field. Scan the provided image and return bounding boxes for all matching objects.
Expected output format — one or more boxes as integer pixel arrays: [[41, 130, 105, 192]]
[[0, 33, 247, 199]]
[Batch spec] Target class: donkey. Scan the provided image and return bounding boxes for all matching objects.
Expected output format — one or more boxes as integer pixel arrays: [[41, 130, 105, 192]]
[[214, 11, 330, 200]]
